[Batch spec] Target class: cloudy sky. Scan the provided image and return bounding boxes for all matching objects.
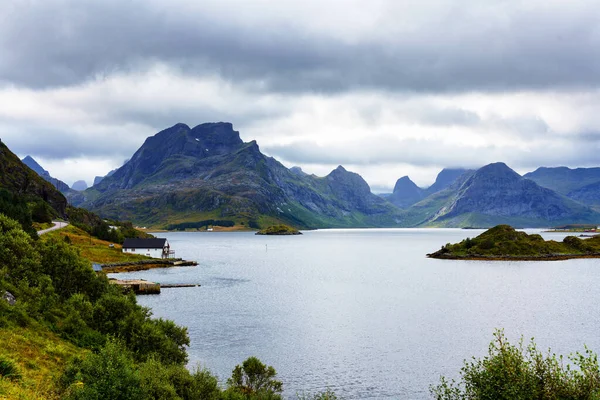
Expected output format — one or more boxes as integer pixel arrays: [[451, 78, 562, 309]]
[[1, 0, 600, 192]]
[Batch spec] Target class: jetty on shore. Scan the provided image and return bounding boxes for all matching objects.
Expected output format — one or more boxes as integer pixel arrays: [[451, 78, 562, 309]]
[[110, 279, 201, 294], [100, 258, 198, 273]]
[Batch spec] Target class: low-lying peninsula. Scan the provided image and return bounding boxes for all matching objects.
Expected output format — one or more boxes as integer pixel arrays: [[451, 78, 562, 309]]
[[428, 224, 600, 261], [255, 224, 302, 235]]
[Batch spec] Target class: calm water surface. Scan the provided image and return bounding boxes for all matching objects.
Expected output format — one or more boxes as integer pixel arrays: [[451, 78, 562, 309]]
[[112, 229, 600, 399]]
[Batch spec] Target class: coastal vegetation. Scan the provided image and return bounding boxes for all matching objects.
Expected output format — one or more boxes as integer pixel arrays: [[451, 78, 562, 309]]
[[432, 330, 600, 399], [428, 224, 600, 260], [256, 224, 302, 235], [42, 224, 151, 264], [0, 211, 333, 399]]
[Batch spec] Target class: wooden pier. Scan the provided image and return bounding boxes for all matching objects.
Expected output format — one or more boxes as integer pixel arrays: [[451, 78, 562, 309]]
[[110, 279, 201, 294], [110, 279, 161, 294]]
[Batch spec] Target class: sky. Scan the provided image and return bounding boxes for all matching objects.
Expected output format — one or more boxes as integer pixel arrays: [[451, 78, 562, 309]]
[[1, 0, 600, 192]]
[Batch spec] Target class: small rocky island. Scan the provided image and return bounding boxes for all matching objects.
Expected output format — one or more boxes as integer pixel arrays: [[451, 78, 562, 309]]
[[428, 224, 600, 261], [255, 224, 302, 235]]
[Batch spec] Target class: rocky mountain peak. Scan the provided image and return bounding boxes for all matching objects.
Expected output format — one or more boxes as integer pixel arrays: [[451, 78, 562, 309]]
[[475, 162, 520, 180], [71, 180, 88, 191], [21, 155, 70, 193], [389, 176, 425, 208], [190, 122, 243, 152], [22, 155, 50, 177], [327, 165, 371, 198], [393, 176, 419, 193], [107, 122, 246, 189]]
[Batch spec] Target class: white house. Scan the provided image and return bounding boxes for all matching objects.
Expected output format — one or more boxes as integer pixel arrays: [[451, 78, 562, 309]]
[[122, 238, 171, 259]]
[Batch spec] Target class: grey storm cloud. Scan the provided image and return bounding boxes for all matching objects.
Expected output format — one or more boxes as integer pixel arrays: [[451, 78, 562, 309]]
[[2, 0, 600, 93], [1, 125, 139, 161]]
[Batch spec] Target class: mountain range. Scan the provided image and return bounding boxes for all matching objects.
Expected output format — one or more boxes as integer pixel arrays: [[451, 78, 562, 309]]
[[71, 123, 400, 228], [11, 123, 600, 229]]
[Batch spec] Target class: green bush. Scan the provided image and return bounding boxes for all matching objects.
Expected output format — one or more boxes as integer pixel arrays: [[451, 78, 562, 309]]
[[62, 339, 142, 400], [225, 356, 283, 399], [431, 329, 600, 400]]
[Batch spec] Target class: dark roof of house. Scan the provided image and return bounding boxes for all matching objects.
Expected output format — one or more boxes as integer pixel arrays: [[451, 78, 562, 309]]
[[122, 238, 168, 249]]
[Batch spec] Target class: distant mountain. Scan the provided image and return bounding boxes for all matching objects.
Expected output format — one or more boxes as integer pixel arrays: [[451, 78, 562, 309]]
[[387, 176, 425, 208], [424, 168, 470, 195], [93, 168, 117, 186], [524, 167, 600, 195], [77, 122, 400, 228], [2, 142, 67, 215], [71, 180, 88, 191], [400, 162, 600, 227], [524, 167, 600, 209], [21, 155, 70, 194], [386, 168, 470, 209]]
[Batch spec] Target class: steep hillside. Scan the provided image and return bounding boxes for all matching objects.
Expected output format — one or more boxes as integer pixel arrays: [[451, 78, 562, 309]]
[[77, 123, 401, 229], [402, 163, 600, 227], [0, 141, 67, 215]]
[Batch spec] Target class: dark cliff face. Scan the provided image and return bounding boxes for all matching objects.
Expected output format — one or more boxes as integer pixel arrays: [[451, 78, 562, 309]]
[[389, 176, 424, 208], [80, 123, 400, 228], [105, 122, 244, 190], [1, 143, 67, 215]]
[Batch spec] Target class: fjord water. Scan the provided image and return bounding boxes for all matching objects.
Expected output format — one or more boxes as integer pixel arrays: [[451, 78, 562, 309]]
[[113, 229, 600, 399]]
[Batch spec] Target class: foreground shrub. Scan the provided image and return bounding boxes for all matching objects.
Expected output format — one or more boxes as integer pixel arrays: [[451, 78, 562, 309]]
[[61, 339, 142, 400], [225, 356, 283, 399], [431, 329, 600, 400]]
